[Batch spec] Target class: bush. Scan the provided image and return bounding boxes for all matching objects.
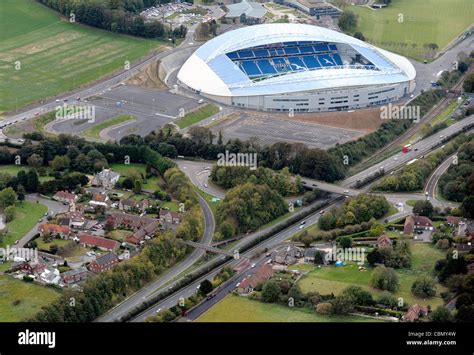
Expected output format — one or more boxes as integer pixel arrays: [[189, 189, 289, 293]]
[[261, 280, 281, 303], [411, 276, 436, 298], [370, 266, 399, 292], [316, 302, 333, 315]]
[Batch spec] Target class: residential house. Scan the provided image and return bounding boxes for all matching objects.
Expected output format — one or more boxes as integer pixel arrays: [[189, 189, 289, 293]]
[[63, 211, 87, 230], [238, 263, 274, 294], [38, 223, 71, 238], [40, 266, 61, 285], [304, 247, 329, 264], [159, 210, 183, 225], [403, 215, 435, 235], [53, 191, 78, 205], [88, 253, 120, 273], [126, 220, 160, 245], [401, 304, 428, 322], [446, 216, 462, 227], [11, 260, 46, 275], [119, 198, 149, 213], [79, 234, 119, 251], [91, 169, 120, 189], [275, 245, 304, 265], [457, 221, 474, 240], [89, 193, 109, 207], [61, 267, 89, 285], [377, 235, 393, 249]]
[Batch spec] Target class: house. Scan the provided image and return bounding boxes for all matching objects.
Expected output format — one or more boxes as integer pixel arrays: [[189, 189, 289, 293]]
[[457, 221, 474, 239], [446, 216, 462, 227], [57, 217, 71, 227], [402, 304, 428, 322], [404, 215, 435, 235], [11, 260, 46, 275], [275, 0, 342, 17], [91, 169, 120, 189], [38, 223, 71, 238], [107, 212, 156, 230], [159, 210, 182, 225], [89, 193, 109, 207], [275, 245, 304, 265], [53, 191, 77, 205], [223, 0, 266, 25], [119, 199, 150, 212], [79, 234, 119, 251], [61, 267, 89, 285], [40, 266, 61, 285], [63, 211, 87, 229], [88, 253, 119, 273], [238, 263, 274, 294], [126, 220, 160, 245], [304, 247, 329, 264], [377, 235, 393, 249]]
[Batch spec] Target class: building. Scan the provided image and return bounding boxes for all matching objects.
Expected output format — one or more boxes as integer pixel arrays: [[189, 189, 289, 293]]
[[119, 199, 149, 212], [63, 211, 87, 229], [223, 0, 267, 25], [237, 263, 274, 294], [89, 192, 109, 207], [404, 215, 435, 235], [178, 24, 416, 112], [91, 169, 120, 189], [377, 235, 393, 249], [38, 223, 71, 238], [88, 253, 120, 273], [61, 267, 89, 285], [402, 304, 428, 322], [275, 245, 304, 265], [40, 266, 61, 285], [159, 210, 182, 225], [11, 260, 46, 275], [53, 191, 78, 205], [126, 220, 160, 245], [275, 0, 341, 17], [79, 234, 120, 251], [304, 247, 329, 264]]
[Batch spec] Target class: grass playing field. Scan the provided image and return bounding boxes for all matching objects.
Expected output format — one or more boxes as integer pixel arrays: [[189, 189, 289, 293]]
[[0, 275, 61, 321], [297, 242, 447, 308], [0, 0, 165, 114], [197, 294, 382, 322], [349, 0, 474, 61]]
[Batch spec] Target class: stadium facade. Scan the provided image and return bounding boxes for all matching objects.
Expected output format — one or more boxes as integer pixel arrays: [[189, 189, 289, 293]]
[[177, 24, 416, 113]]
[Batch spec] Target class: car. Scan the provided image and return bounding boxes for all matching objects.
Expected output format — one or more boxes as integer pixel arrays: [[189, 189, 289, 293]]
[[300, 220, 306, 225], [37, 218, 42, 223], [62, 201, 69, 205], [394, 157, 398, 161], [343, 190, 349, 194], [414, 148, 418, 151], [34, 112, 40, 116], [265, 252, 271, 257], [439, 135, 444, 139], [420, 155, 425, 159], [204, 166, 211, 170], [196, 285, 201, 289], [43, 212, 48, 216], [425, 191, 429, 196], [251, 263, 256, 268], [236, 282, 240, 287], [55, 99, 61, 103], [390, 171, 394, 175], [76, 96, 81, 100], [14, 240, 19, 245], [206, 294, 216, 300], [17, 139, 24, 143], [155, 308, 162, 314], [203, 183, 208, 188], [319, 210, 325, 214], [312, 183, 317, 187], [265, 259, 272, 264], [441, 145, 445, 149], [198, 99, 204, 104]]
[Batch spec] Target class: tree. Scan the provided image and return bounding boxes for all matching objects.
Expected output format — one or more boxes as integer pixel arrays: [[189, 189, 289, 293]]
[[461, 196, 474, 218], [4, 205, 16, 222], [133, 179, 142, 194], [261, 280, 281, 303], [370, 266, 399, 292], [342, 286, 374, 306], [411, 276, 436, 298], [338, 10, 357, 32], [25, 170, 39, 192], [0, 187, 17, 209], [369, 222, 385, 238], [16, 184, 25, 203], [430, 306, 453, 322], [338, 236, 353, 248], [27, 153, 43, 168], [413, 200, 434, 217], [51, 155, 71, 171], [462, 73, 474, 93], [199, 279, 214, 295], [353, 32, 365, 41]]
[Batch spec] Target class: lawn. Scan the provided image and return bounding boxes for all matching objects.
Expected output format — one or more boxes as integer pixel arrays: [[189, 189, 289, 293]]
[[81, 115, 135, 139], [36, 237, 73, 252], [0, 164, 54, 182], [297, 242, 446, 308], [175, 104, 220, 129], [109, 162, 162, 191], [0, 0, 165, 113], [0, 201, 48, 247], [349, 0, 474, 61], [197, 294, 382, 322], [0, 275, 60, 321], [108, 229, 133, 243]]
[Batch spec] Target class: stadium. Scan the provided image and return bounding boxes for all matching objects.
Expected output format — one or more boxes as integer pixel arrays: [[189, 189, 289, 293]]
[[177, 24, 416, 113]]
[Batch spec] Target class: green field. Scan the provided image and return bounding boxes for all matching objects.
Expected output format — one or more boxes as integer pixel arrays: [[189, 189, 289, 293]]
[[81, 115, 135, 139], [0, 0, 165, 113], [0, 275, 60, 321], [1, 201, 48, 247], [175, 104, 220, 129], [0, 164, 54, 182], [297, 242, 446, 308], [109, 162, 162, 191], [197, 294, 381, 322], [350, 0, 474, 61]]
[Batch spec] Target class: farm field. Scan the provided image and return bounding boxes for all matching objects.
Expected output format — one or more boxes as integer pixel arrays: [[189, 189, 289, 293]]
[[0, 275, 60, 321], [350, 0, 474, 61], [0, 201, 48, 247], [197, 294, 382, 322], [0, 0, 165, 113], [297, 242, 447, 308]]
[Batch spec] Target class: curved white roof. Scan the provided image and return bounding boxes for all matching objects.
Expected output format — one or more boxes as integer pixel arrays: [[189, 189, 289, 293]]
[[178, 24, 416, 97]]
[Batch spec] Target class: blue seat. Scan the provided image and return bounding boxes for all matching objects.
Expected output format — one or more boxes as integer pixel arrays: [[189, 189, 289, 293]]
[[257, 59, 277, 74], [329, 44, 337, 51], [272, 57, 290, 72], [318, 54, 335, 67], [299, 46, 315, 54], [314, 44, 329, 53], [302, 55, 321, 69], [241, 60, 261, 76], [253, 49, 269, 58], [284, 47, 300, 55], [332, 53, 343, 66], [227, 52, 239, 60], [238, 50, 254, 59], [288, 57, 306, 71]]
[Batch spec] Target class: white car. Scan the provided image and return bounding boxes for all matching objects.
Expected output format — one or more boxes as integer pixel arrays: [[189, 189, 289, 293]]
[[251, 263, 256, 268]]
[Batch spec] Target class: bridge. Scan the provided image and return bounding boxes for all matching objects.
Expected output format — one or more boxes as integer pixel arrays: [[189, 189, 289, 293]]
[[183, 240, 248, 259], [300, 178, 360, 196]]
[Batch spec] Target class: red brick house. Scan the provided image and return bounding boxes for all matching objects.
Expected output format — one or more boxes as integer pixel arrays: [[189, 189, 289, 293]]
[[402, 304, 428, 322], [38, 223, 71, 238], [238, 263, 274, 294], [61, 267, 89, 285], [404, 215, 435, 235], [88, 253, 119, 273], [79, 234, 119, 251]]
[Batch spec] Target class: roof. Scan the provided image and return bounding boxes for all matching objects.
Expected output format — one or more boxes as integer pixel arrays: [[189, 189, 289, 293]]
[[159, 209, 182, 220], [38, 223, 70, 235], [95, 169, 120, 180], [54, 191, 76, 200], [404, 215, 415, 234], [61, 266, 88, 277], [447, 216, 462, 224], [178, 24, 416, 97], [239, 263, 274, 290], [92, 193, 107, 202], [93, 253, 119, 266], [377, 235, 393, 247], [226, 0, 266, 19], [79, 234, 119, 250]]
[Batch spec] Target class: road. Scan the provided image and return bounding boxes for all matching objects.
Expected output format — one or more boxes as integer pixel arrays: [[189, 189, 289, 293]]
[[97, 195, 214, 322], [424, 154, 458, 201]]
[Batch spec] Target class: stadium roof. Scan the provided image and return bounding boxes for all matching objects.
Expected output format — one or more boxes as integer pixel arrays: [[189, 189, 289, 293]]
[[225, 0, 267, 19], [178, 24, 416, 97]]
